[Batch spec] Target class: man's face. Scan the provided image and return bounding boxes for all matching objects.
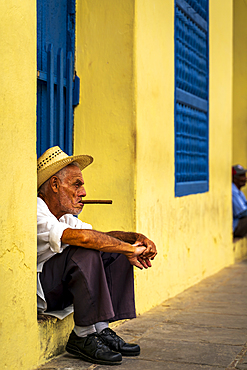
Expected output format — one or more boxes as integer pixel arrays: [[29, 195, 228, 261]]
[[56, 165, 86, 216], [234, 173, 247, 190]]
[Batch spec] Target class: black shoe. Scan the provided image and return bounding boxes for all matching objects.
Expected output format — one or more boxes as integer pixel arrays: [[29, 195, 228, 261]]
[[99, 328, 140, 356], [66, 331, 122, 365]]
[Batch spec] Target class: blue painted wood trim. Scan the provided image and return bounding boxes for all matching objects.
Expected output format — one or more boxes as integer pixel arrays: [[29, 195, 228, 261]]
[[73, 75, 80, 106], [66, 52, 73, 155], [38, 70, 67, 87], [174, 0, 209, 197], [57, 48, 64, 148], [176, 88, 208, 112], [175, 181, 208, 196], [176, 0, 207, 31], [67, 0, 76, 70], [47, 44, 54, 146]]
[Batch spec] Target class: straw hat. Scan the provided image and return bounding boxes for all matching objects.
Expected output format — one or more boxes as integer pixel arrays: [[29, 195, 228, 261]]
[[37, 146, 93, 189]]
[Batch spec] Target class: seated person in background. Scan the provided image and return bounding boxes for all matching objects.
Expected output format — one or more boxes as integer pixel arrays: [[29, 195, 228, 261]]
[[232, 164, 247, 238], [37, 146, 157, 366]]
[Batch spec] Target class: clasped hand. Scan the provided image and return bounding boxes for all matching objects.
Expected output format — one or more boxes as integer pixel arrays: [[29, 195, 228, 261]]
[[128, 237, 157, 270]]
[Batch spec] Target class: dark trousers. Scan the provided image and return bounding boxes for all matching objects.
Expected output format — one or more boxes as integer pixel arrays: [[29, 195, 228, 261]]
[[40, 246, 136, 326], [234, 217, 247, 238]]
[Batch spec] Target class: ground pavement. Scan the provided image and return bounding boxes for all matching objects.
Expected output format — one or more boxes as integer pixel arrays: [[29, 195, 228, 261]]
[[36, 259, 247, 370]]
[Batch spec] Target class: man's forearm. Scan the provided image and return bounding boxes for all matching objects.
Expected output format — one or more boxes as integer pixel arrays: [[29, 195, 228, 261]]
[[106, 231, 157, 260], [61, 228, 135, 257], [105, 231, 144, 244]]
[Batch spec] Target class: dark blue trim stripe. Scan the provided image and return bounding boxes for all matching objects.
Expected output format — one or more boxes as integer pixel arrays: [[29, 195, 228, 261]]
[[66, 52, 73, 156], [57, 48, 64, 148], [176, 88, 207, 112], [47, 44, 54, 147], [38, 70, 67, 87], [176, 0, 207, 31], [175, 181, 208, 196]]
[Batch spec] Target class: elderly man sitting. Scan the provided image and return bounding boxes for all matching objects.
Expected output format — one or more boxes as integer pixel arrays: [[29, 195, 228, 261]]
[[232, 164, 247, 238], [37, 146, 157, 366]]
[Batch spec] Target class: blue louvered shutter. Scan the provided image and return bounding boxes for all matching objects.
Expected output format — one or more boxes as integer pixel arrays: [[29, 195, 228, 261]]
[[175, 0, 209, 196], [37, 0, 80, 158]]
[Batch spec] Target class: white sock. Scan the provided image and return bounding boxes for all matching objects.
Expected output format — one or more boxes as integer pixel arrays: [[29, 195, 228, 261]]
[[73, 324, 96, 338], [95, 321, 109, 334]]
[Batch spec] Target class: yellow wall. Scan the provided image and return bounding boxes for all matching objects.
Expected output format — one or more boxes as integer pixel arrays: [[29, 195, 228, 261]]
[[74, 0, 235, 316], [134, 0, 234, 313], [0, 1, 39, 369], [0, 0, 241, 369], [233, 0, 247, 196], [74, 0, 235, 317], [74, 0, 136, 233], [42, 0, 237, 366], [74, 0, 236, 316]]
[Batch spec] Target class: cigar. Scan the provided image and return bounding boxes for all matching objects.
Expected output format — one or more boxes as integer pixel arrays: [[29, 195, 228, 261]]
[[82, 200, 113, 204]]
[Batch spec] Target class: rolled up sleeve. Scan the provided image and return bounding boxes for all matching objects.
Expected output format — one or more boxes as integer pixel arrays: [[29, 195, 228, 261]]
[[37, 198, 92, 265]]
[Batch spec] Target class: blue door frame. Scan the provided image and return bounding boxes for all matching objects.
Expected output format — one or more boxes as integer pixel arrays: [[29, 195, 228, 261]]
[[37, 0, 79, 158]]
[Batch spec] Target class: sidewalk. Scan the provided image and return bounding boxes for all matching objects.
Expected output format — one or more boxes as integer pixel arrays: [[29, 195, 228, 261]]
[[36, 259, 247, 370]]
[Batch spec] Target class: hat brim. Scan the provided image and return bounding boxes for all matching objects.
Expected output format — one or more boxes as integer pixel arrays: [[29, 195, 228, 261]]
[[37, 154, 93, 189]]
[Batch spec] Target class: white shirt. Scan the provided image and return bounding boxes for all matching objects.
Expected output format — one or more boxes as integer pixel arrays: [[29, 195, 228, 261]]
[[37, 197, 92, 318]]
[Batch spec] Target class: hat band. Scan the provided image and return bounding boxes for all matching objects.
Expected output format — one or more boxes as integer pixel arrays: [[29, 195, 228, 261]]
[[37, 148, 64, 171]]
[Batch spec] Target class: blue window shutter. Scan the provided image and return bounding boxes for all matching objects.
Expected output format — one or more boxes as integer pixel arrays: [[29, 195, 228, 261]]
[[175, 0, 209, 197], [37, 0, 79, 158]]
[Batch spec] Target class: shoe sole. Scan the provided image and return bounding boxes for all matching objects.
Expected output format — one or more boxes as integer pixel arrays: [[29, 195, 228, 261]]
[[121, 350, 140, 357], [66, 344, 122, 366]]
